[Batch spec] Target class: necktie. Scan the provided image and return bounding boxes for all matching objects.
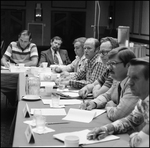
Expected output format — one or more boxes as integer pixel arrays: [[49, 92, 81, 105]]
[[118, 82, 122, 104], [54, 51, 59, 64]]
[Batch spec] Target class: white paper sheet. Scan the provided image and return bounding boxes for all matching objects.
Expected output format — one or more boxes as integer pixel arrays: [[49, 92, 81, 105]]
[[1, 65, 9, 69], [92, 109, 106, 118], [61, 92, 80, 98], [30, 108, 66, 116], [53, 129, 120, 145], [40, 82, 55, 87], [57, 88, 79, 93], [62, 108, 95, 123], [42, 99, 82, 105], [62, 108, 106, 123]]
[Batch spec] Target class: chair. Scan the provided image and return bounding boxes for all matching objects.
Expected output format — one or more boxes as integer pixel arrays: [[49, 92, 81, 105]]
[[1, 39, 6, 58]]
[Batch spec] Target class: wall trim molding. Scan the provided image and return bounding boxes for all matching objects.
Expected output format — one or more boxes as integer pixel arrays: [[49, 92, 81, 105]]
[[130, 37, 149, 44]]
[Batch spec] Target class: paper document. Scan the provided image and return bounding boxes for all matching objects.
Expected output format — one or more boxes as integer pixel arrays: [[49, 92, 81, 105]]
[[30, 108, 66, 116], [40, 82, 55, 87], [1, 65, 7, 69], [57, 88, 79, 93], [62, 108, 106, 123], [61, 92, 80, 98], [92, 109, 106, 118], [53, 129, 120, 145], [42, 99, 82, 105]]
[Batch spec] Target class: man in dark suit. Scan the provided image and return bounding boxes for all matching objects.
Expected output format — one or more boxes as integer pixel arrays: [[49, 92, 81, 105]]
[[38, 36, 71, 67]]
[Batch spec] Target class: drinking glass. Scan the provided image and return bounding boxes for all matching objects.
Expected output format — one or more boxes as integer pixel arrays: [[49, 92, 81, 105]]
[[33, 109, 42, 125], [51, 93, 60, 107], [36, 115, 46, 133]]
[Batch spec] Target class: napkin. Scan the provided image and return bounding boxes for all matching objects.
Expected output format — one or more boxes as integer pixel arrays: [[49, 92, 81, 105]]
[[24, 120, 36, 126], [50, 104, 65, 108], [32, 126, 55, 134]]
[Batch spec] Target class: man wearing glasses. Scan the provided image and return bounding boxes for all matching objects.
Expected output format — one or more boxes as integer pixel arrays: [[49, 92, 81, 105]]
[[80, 46, 140, 122], [79, 37, 119, 98]]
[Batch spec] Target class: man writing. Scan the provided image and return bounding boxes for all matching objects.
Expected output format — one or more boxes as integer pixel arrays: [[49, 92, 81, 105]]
[[1, 30, 38, 67], [80, 46, 139, 121]]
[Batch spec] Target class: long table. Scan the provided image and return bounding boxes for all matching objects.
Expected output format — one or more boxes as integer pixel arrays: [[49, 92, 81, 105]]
[[1, 69, 26, 103], [12, 99, 129, 147]]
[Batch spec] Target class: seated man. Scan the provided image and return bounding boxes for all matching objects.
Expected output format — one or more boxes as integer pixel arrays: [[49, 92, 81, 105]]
[[54, 37, 87, 76], [60, 38, 106, 89], [79, 37, 119, 98], [87, 56, 149, 147], [38, 36, 71, 67], [80, 46, 139, 121], [1, 30, 38, 67]]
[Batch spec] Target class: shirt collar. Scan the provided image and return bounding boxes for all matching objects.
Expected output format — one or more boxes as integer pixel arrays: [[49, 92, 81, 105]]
[[17, 41, 30, 50], [120, 77, 129, 89], [87, 54, 99, 64], [77, 55, 86, 61], [81, 55, 86, 60], [144, 95, 149, 102], [51, 48, 58, 55]]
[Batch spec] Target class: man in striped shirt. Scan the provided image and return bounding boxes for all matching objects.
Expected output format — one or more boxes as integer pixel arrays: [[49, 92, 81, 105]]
[[1, 30, 38, 68]]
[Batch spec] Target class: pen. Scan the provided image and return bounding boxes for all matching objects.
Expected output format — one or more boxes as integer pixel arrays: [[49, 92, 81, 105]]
[[88, 131, 106, 136], [82, 97, 85, 103], [46, 121, 69, 125]]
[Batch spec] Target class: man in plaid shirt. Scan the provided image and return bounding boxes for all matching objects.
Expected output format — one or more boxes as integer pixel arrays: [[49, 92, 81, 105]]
[[60, 38, 106, 89]]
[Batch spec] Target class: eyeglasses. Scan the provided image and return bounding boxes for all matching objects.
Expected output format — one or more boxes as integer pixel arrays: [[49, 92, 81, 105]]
[[99, 51, 110, 56], [107, 61, 123, 66]]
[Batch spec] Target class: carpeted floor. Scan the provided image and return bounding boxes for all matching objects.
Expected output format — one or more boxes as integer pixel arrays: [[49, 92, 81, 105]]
[[1, 95, 16, 147]]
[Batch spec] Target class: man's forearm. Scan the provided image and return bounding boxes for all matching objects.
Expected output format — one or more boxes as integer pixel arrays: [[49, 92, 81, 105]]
[[24, 60, 38, 66]]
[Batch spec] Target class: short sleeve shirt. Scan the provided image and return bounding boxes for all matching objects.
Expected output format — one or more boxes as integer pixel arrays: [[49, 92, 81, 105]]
[[4, 41, 38, 63]]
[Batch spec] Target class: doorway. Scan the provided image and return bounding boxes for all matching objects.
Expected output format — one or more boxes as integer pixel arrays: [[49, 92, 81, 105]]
[[51, 11, 86, 61]]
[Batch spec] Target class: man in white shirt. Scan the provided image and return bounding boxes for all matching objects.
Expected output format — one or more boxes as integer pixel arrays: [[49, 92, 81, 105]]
[[54, 37, 87, 77]]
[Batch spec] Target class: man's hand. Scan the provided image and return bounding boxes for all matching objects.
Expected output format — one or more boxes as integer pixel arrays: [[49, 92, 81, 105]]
[[3, 62, 10, 68], [60, 71, 70, 78], [87, 126, 108, 140], [54, 67, 62, 73], [79, 86, 89, 98], [79, 100, 96, 110]]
